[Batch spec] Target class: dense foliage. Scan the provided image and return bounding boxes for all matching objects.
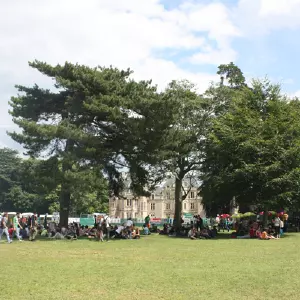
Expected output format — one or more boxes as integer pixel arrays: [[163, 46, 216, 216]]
[[5, 60, 300, 226]]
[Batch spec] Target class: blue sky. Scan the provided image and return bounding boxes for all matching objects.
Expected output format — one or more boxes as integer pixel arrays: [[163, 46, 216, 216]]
[[158, 0, 300, 93], [1, 0, 300, 150]]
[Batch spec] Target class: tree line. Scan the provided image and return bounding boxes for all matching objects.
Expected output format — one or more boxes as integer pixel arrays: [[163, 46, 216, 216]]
[[3, 61, 300, 229], [0, 148, 108, 215]]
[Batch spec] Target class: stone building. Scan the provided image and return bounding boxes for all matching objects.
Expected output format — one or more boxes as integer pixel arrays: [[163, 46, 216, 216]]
[[109, 173, 205, 219]]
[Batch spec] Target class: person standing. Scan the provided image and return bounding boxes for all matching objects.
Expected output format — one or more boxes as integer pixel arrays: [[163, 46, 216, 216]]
[[0, 213, 2, 240], [104, 215, 111, 242], [125, 217, 133, 239], [0, 213, 12, 243], [283, 213, 289, 232], [13, 212, 23, 241], [274, 215, 281, 239], [145, 215, 150, 229], [216, 214, 220, 232], [100, 215, 111, 242], [29, 213, 37, 241]]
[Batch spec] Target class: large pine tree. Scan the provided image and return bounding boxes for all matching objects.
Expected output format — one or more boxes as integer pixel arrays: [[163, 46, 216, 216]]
[[9, 61, 140, 225]]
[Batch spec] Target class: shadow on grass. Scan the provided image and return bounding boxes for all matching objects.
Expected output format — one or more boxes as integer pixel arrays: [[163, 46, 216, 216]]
[[166, 232, 298, 240], [14, 235, 153, 243], [11, 232, 297, 243]]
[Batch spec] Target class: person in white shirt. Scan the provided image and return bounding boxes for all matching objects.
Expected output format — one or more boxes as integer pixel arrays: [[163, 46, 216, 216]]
[[125, 218, 133, 239], [103, 215, 111, 242], [274, 216, 281, 238], [115, 225, 124, 237], [215, 215, 220, 232], [188, 228, 197, 240], [0, 214, 2, 240], [0, 213, 12, 243], [125, 218, 133, 227]]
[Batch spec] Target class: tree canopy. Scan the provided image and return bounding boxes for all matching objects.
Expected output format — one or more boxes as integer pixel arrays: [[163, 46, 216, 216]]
[[6, 60, 300, 227], [201, 79, 300, 216]]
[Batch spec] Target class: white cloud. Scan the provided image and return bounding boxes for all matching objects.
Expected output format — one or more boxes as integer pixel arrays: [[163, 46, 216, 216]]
[[0, 0, 238, 86], [189, 46, 237, 66], [289, 90, 300, 98], [0, 0, 244, 150], [1, 0, 299, 152], [259, 0, 300, 16], [235, 0, 300, 35]]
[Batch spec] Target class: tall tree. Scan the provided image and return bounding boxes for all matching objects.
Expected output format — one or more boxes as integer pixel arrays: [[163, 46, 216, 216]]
[[217, 62, 246, 88], [0, 148, 22, 210], [8, 61, 130, 225], [201, 79, 300, 221], [125, 80, 209, 230]]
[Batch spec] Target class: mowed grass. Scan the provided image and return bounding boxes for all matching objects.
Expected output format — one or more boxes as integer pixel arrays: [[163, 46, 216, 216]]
[[1, 233, 300, 300]]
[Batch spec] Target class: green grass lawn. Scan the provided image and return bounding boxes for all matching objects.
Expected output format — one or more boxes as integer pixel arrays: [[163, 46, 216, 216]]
[[1, 233, 300, 300]]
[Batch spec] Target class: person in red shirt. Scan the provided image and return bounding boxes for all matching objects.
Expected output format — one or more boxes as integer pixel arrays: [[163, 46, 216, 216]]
[[8, 226, 14, 239], [249, 227, 255, 238]]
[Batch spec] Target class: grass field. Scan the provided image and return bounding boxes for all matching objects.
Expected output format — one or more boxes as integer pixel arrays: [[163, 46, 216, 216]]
[[1, 233, 300, 300]]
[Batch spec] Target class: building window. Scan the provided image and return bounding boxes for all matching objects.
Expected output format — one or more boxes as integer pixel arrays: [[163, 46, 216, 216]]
[[167, 192, 170, 200], [184, 202, 186, 210], [151, 203, 155, 210], [127, 199, 132, 207], [166, 203, 170, 210], [151, 214, 155, 217], [112, 202, 115, 208], [190, 203, 195, 210], [190, 192, 195, 199], [152, 194, 154, 200]]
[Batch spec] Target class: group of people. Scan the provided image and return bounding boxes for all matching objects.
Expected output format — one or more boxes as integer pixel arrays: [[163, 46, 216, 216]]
[[0, 213, 146, 243], [188, 226, 218, 239], [0, 212, 38, 243], [233, 214, 288, 240], [75, 217, 143, 241]]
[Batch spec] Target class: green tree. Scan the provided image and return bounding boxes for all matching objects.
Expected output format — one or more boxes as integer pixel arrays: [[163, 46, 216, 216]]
[[0, 148, 22, 210], [201, 79, 300, 222], [126, 80, 209, 230], [217, 62, 246, 88], [9, 61, 125, 225]]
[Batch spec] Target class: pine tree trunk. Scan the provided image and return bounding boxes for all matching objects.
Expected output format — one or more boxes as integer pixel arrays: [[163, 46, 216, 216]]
[[174, 177, 183, 232], [262, 207, 268, 229], [59, 139, 73, 227], [59, 189, 71, 227]]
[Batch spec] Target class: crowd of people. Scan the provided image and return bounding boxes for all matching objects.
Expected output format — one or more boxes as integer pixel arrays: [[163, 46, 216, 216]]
[[0, 211, 291, 243], [0, 212, 37, 243], [232, 215, 287, 240], [0, 212, 149, 243]]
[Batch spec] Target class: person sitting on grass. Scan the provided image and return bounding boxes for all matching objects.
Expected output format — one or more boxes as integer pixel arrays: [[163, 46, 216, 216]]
[[51, 228, 64, 239], [142, 224, 150, 235], [66, 226, 77, 240], [199, 228, 211, 239], [41, 228, 48, 237], [188, 227, 197, 240], [20, 226, 28, 239], [8, 225, 14, 240], [87, 227, 97, 239], [121, 227, 129, 239], [260, 228, 277, 240], [132, 224, 140, 239], [114, 225, 124, 238], [256, 226, 262, 239], [78, 226, 85, 236], [208, 226, 218, 238], [249, 226, 256, 238]]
